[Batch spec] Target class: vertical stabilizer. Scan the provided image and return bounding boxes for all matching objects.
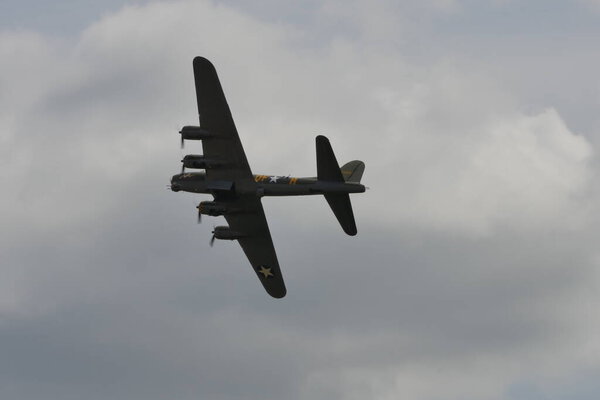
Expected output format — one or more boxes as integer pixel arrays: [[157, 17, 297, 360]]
[[340, 160, 365, 183], [316, 135, 358, 236]]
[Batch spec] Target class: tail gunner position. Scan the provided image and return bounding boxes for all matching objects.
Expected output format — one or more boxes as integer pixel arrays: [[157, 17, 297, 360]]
[[170, 57, 366, 298]]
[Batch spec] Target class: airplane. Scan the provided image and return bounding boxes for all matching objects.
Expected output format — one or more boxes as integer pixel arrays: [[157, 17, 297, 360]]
[[170, 57, 366, 298]]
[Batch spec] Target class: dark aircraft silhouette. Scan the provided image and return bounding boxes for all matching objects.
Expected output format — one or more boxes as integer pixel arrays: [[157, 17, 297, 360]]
[[170, 57, 366, 298]]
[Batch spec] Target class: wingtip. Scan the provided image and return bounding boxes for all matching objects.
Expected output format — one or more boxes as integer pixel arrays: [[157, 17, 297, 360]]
[[193, 56, 214, 69], [268, 287, 287, 299], [193, 55, 209, 63], [345, 226, 358, 236]]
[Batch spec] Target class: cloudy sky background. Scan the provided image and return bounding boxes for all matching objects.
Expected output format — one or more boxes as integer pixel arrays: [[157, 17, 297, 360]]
[[2, 0, 600, 399]]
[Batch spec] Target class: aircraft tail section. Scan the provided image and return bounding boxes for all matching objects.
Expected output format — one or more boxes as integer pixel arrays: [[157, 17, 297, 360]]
[[340, 160, 365, 183], [316, 135, 345, 182], [324, 193, 358, 235], [316, 135, 359, 236]]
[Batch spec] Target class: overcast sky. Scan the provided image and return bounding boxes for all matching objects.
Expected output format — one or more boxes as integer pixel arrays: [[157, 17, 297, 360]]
[[2, 1, 600, 399]]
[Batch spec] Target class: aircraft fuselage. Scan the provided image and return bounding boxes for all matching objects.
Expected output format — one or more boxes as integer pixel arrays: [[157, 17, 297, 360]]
[[170, 172, 365, 197]]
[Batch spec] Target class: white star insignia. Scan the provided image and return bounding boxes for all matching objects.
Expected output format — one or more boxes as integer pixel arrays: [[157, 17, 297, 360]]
[[258, 266, 274, 278], [269, 175, 278, 183]]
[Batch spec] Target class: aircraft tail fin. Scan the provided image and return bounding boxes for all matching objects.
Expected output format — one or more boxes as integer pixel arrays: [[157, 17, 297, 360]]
[[316, 135, 358, 236], [340, 160, 365, 183]]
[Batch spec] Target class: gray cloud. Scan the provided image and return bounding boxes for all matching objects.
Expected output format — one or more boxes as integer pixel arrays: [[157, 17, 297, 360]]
[[2, 1, 600, 399]]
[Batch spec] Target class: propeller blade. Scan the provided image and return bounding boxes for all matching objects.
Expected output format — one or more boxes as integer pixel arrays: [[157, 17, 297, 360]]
[[210, 226, 216, 247], [180, 135, 185, 149], [196, 203, 202, 223], [181, 163, 185, 174]]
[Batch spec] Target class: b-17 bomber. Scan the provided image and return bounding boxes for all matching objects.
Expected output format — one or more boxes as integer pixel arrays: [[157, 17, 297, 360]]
[[170, 57, 366, 298]]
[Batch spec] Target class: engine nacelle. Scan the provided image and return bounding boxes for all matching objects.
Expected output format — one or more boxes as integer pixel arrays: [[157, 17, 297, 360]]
[[182, 155, 225, 169], [179, 126, 215, 140], [170, 172, 207, 193], [198, 201, 228, 217], [212, 226, 244, 240]]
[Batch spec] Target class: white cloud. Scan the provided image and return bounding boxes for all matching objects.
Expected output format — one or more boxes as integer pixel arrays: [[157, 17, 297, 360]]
[[387, 106, 593, 235], [325, 58, 594, 235], [2, 1, 592, 239]]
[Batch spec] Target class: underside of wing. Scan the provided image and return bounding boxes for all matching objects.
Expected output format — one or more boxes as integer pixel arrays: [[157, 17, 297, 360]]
[[192, 57, 285, 298], [193, 56, 253, 182], [223, 196, 286, 298]]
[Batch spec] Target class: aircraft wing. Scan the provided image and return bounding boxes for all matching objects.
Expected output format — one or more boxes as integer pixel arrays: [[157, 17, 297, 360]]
[[224, 196, 287, 298], [193, 56, 253, 182], [193, 57, 286, 298]]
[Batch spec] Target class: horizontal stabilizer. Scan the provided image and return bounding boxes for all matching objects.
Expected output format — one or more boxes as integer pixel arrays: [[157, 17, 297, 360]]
[[316, 135, 344, 182], [325, 193, 357, 236]]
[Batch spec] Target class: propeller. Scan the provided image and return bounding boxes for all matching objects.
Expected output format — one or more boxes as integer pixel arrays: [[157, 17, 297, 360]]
[[210, 227, 216, 247], [180, 135, 185, 149], [181, 161, 186, 174], [195, 203, 202, 224]]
